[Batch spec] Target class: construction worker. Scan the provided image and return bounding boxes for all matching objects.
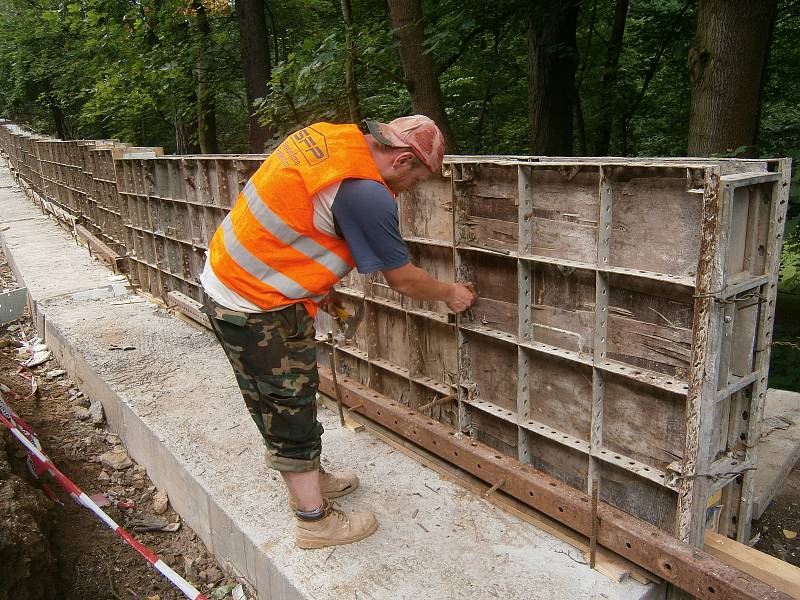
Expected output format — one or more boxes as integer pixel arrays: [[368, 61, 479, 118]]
[[200, 116, 476, 549]]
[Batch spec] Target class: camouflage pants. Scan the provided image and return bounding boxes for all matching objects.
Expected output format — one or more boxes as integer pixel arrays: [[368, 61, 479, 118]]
[[203, 294, 323, 473]]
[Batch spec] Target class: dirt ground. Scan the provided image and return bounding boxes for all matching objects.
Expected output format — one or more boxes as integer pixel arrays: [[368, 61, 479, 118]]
[[0, 252, 252, 600], [754, 462, 800, 567]]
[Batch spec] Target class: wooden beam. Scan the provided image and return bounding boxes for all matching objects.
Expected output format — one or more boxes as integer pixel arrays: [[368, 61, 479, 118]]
[[704, 531, 800, 598], [318, 367, 791, 600]]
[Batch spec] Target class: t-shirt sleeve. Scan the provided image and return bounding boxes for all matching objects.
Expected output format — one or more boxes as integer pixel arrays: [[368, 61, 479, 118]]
[[331, 179, 410, 274]]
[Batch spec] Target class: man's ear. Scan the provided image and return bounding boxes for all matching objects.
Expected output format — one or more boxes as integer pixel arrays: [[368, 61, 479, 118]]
[[392, 151, 416, 170]]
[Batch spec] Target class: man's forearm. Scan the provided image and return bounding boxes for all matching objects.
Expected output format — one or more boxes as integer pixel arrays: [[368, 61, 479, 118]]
[[386, 264, 451, 302]]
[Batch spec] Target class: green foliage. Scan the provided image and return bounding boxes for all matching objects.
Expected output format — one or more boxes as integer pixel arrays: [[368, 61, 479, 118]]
[[0, 0, 245, 150]]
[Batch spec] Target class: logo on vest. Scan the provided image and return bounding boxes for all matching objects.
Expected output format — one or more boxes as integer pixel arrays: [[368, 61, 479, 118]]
[[289, 127, 329, 166]]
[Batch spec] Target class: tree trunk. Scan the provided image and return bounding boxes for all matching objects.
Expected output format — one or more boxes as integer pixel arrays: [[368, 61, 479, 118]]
[[594, 0, 628, 155], [386, 0, 457, 152], [236, 0, 272, 152], [687, 0, 777, 156], [50, 104, 66, 140], [175, 105, 200, 155], [527, 1, 581, 156], [340, 0, 361, 123], [192, 0, 219, 154]]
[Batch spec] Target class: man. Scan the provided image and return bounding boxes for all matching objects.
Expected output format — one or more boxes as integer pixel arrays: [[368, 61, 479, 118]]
[[200, 115, 475, 549]]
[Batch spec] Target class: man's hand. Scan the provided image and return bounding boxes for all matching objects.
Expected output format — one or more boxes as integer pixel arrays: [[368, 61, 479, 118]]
[[319, 292, 342, 317], [446, 282, 477, 313], [383, 264, 477, 313]]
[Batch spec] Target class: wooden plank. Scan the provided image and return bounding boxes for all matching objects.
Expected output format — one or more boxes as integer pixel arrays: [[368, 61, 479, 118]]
[[603, 375, 686, 469], [461, 331, 518, 413], [609, 167, 702, 278], [719, 172, 781, 187], [704, 531, 800, 598]]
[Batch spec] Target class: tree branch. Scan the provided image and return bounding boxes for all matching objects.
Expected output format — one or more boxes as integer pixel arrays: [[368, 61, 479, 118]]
[[576, 0, 598, 91], [355, 57, 407, 86], [434, 6, 521, 77], [622, 0, 692, 127]]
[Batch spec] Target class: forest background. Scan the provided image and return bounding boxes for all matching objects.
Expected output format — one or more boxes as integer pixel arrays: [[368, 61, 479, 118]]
[[0, 0, 798, 388]]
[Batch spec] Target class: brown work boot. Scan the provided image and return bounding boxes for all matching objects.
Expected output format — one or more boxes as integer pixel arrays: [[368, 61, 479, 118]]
[[288, 467, 359, 510], [295, 499, 378, 549], [319, 466, 359, 498]]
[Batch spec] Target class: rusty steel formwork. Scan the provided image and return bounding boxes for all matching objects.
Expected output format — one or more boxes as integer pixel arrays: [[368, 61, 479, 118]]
[[0, 122, 793, 599], [114, 154, 266, 302]]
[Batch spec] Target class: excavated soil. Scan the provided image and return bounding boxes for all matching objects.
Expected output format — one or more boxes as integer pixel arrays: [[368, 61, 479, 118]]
[[0, 252, 252, 600], [754, 462, 800, 567]]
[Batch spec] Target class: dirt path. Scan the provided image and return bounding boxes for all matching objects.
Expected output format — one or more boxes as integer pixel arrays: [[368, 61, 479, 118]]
[[0, 251, 251, 600]]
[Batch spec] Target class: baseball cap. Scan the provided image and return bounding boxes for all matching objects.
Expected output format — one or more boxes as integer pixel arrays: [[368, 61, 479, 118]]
[[364, 115, 445, 173]]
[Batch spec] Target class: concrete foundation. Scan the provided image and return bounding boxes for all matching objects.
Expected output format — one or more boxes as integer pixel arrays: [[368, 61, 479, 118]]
[[752, 389, 800, 518], [0, 164, 661, 599]]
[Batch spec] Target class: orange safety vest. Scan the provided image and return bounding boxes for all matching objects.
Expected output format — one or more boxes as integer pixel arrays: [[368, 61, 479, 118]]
[[208, 123, 389, 316]]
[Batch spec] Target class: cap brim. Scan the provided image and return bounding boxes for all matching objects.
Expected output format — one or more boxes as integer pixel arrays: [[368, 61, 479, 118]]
[[364, 119, 407, 148]]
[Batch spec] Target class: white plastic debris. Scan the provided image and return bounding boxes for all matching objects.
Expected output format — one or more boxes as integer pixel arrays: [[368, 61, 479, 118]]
[[25, 350, 51, 368], [232, 584, 247, 600]]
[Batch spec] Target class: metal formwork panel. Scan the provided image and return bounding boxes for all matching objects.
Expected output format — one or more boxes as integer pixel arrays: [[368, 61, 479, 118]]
[[116, 154, 266, 302], [0, 120, 792, 553], [315, 157, 790, 549]]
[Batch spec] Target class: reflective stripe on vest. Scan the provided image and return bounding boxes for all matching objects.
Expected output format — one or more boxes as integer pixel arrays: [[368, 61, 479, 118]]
[[241, 181, 351, 279], [219, 218, 326, 303]]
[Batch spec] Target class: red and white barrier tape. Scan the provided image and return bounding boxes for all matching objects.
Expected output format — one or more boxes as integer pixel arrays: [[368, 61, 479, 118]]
[[0, 393, 208, 600]]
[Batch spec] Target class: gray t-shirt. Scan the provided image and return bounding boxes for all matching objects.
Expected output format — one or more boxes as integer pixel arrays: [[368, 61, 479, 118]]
[[332, 179, 410, 274]]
